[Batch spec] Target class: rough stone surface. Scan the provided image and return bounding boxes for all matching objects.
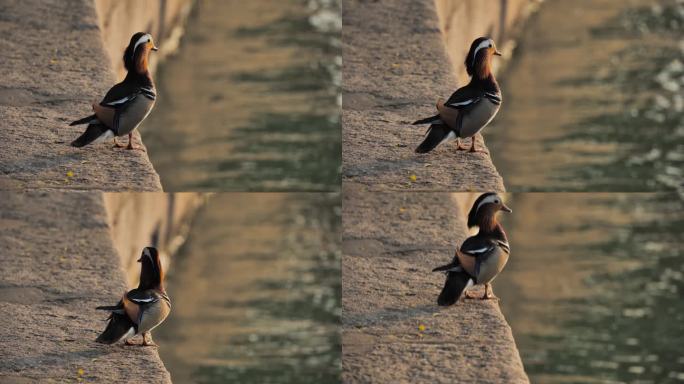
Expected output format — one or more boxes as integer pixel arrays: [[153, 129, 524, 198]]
[[0, 192, 170, 383], [342, 0, 505, 191], [0, 0, 161, 191], [342, 186, 528, 383]]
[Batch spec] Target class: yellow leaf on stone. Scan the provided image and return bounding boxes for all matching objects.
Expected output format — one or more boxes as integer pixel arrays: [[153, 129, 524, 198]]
[[409, 174, 417, 182], [66, 171, 74, 178], [77, 368, 84, 376], [418, 324, 425, 332]]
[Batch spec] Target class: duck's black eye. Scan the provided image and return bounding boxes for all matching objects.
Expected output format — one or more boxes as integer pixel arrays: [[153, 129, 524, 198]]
[[494, 200, 499, 204], [488, 44, 492, 48]]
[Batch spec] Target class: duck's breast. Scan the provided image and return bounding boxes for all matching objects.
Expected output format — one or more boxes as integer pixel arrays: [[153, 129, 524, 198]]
[[137, 298, 171, 334], [116, 96, 155, 136], [476, 247, 509, 284], [459, 99, 500, 138]]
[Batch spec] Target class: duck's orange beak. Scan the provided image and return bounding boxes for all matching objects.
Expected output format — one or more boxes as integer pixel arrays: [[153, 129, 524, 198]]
[[494, 50, 502, 56]]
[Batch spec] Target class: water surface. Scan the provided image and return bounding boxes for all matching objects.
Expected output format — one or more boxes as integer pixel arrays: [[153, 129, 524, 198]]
[[487, 0, 684, 192], [156, 193, 341, 383], [495, 193, 684, 383], [144, 0, 341, 191]]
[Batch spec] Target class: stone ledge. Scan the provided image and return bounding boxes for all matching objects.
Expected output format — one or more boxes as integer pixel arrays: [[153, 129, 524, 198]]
[[342, 186, 528, 383], [0, 0, 162, 191], [342, 0, 508, 192], [0, 192, 170, 383]]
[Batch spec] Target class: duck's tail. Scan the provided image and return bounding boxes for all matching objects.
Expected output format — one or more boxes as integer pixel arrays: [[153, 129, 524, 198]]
[[69, 114, 98, 126], [95, 312, 135, 344], [433, 262, 473, 306], [412, 114, 443, 125], [71, 124, 113, 148], [415, 124, 455, 154]]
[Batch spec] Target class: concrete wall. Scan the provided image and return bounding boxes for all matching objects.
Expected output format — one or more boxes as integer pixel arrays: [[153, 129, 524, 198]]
[[103, 193, 205, 286], [95, 0, 194, 78]]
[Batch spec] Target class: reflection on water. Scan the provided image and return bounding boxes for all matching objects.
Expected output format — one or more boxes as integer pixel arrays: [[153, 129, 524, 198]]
[[156, 193, 341, 383], [487, 0, 684, 192], [495, 193, 684, 383], [144, 0, 341, 191]]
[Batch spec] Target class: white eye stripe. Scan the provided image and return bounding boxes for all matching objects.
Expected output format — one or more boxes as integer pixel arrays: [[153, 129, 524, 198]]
[[471, 39, 494, 66], [133, 34, 152, 54], [475, 194, 500, 213]]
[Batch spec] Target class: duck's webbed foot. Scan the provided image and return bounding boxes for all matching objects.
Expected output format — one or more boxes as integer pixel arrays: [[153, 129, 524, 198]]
[[112, 137, 125, 148], [456, 138, 470, 151], [126, 132, 146, 151], [468, 138, 482, 153], [480, 283, 498, 300], [142, 332, 157, 347]]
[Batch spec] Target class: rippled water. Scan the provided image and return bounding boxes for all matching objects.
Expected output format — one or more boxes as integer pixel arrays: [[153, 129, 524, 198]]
[[155, 193, 341, 383], [143, 0, 341, 191], [487, 0, 684, 193], [495, 193, 684, 383]]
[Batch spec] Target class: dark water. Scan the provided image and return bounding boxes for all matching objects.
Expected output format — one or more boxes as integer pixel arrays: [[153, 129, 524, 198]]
[[143, 0, 341, 191], [487, 0, 684, 193], [495, 193, 684, 383], [155, 193, 341, 383]]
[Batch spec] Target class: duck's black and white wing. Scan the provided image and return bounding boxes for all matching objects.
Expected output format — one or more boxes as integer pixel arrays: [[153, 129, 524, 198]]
[[461, 236, 501, 278], [126, 289, 160, 306], [99, 83, 156, 135], [444, 84, 484, 110]]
